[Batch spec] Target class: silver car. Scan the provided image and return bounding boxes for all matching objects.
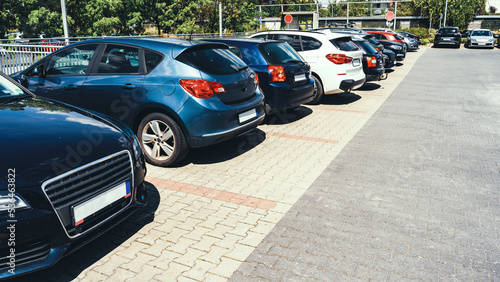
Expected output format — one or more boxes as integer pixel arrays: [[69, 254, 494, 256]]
[[466, 29, 495, 48]]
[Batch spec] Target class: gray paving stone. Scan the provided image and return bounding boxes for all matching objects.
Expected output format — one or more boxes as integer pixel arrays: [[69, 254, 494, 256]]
[[231, 48, 500, 281]]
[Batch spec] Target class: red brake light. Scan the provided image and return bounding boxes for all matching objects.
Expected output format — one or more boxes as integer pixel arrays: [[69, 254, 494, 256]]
[[268, 65, 286, 82], [255, 73, 259, 85], [179, 79, 225, 99], [366, 56, 377, 68], [326, 54, 353, 64]]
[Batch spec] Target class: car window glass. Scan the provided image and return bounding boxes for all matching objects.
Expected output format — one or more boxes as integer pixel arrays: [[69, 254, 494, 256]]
[[354, 41, 377, 54], [239, 46, 264, 65], [300, 36, 322, 51], [45, 44, 98, 76], [330, 37, 359, 51], [144, 50, 163, 72], [258, 42, 304, 64], [176, 47, 247, 75], [97, 44, 140, 74], [225, 44, 242, 58], [273, 34, 302, 51]]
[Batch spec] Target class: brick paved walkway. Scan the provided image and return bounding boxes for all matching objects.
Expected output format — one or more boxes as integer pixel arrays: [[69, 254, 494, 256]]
[[231, 48, 500, 280]]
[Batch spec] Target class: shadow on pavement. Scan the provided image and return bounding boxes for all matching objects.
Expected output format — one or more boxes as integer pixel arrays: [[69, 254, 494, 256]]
[[321, 92, 361, 105], [13, 183, 160, 282], [357, 83, 382, 91], [262, 106, 313, 125], [182, 128, 267, 166]]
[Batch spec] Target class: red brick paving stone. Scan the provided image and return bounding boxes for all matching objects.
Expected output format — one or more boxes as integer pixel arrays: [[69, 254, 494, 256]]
[[146, 176, 276, 210], [265, 131, 339, 144]]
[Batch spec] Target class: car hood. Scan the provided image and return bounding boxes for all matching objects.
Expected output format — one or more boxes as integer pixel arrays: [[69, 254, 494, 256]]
[[0, 97, 131, 189], [471, 36, 493, 40]]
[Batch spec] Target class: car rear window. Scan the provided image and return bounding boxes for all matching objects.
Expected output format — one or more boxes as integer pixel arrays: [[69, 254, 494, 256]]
[[258, 42, 304, 65], [176, 47, 247, 75], [330, 37, 359, 51], [353, 40, 377, 54]]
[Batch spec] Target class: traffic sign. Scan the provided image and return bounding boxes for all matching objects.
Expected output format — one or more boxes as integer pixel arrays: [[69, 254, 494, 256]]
[[284, 14, 293, 24], [385, 11, 394, 21]]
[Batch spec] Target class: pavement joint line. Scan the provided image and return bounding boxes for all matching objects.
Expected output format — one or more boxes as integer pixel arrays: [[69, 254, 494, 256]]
[[264, 131, 339, 144], [146, 176, 276, 210], [307, 107, 367, 114]]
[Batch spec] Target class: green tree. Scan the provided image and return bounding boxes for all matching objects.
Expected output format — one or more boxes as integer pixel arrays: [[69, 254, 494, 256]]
[[0, 2, 16, 39], [412, 0, 485, 29]]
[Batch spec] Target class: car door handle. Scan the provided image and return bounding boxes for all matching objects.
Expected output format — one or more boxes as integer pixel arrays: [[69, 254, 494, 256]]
[[64, 85, 77, 91], [121, 84, 136, 90]]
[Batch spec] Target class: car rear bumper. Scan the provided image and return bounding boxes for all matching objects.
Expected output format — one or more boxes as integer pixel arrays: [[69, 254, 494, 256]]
[[265, 79, 315, 114], [339, 78, 366, 92]]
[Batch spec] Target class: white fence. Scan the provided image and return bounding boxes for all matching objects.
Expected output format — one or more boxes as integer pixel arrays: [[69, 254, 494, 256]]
[[0, 43, 65, 75]]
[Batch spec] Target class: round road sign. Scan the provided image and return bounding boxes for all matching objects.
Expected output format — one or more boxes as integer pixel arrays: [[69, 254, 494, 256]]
[[385, 11, 394, 21], [284, 14, 293, 24]]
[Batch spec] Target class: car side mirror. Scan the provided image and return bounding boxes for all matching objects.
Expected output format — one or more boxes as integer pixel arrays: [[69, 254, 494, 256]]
[[32, 64, 46, 77], [494, 34, 499, 39]]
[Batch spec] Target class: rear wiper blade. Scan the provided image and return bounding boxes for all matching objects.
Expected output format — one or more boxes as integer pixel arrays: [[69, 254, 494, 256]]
[[236, 66, 248, 72], [283, 59, 305, 65]]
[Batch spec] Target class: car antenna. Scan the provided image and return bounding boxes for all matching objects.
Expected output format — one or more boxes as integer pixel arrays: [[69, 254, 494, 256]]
[[265, 19, 278, 41]]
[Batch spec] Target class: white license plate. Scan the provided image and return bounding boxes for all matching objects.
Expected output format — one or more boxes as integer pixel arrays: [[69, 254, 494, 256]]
[[479, 43, 486, 45], [443, 38, 451, 41], [73, 181, 131, 226], [352, 58, 361, 67], [238, 108, 257, 124], [294, 74, 306, 82]]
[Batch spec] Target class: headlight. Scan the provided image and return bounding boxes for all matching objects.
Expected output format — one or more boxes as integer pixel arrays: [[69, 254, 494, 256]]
[[0, 191, 30, 213], [392, 45, 402, 50], [472, 38, 477, 43], [489, 38, 495, 42], [131, 134, 143, 159]]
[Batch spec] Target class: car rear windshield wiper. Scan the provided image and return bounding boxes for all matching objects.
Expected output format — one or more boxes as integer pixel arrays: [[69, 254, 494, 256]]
[[283, 59, 305, 65], [236, 66, 248, 72]]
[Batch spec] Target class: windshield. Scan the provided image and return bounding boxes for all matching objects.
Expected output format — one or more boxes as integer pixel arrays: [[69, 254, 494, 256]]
[[258, 42, 304, 65], [439, 28, 458, 33], [472, 30, 492, 37], [0, 75, 26, 98]]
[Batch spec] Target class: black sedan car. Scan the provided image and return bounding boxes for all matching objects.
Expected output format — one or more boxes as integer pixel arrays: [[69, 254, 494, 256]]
[[0, 72, 147, 279], [434, 27, 461, 48], [377, 40, 406, 61], [351, 35, 385, 81], [202, 38, 315, 111]]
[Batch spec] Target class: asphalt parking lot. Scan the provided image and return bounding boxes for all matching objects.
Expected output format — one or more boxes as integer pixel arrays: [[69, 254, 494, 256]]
[[17, 45, 500, 281]]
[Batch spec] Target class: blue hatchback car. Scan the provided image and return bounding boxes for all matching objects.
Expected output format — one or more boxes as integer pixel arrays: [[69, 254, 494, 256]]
[[202, 38, 314, 114], [12, 38, 265, 166]]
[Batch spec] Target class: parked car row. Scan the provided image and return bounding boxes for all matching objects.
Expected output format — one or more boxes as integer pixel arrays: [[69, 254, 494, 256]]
[[3, 25, 420, 278], [435, 27, 498, 49]]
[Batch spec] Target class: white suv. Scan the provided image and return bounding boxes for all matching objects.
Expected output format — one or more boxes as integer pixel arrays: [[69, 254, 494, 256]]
[[250, 30, 366, 104]]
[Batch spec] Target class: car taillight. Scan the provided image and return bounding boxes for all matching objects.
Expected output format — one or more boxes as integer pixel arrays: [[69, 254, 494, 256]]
[[179, 79, 225, 99], [366, 56, 377, 67], [254, 73, 259, 85], [268, 65, 286, 82], [326, 54, 353, 64]]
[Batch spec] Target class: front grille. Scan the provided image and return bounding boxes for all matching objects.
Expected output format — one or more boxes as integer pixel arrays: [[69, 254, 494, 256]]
[[42, 151, 133, 237], [0, 240, 51, 270]]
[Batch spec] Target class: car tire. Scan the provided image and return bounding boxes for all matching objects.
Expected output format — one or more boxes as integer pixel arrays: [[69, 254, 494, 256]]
[[306, 75, 324, 105], [137, 113, 188, 167]]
